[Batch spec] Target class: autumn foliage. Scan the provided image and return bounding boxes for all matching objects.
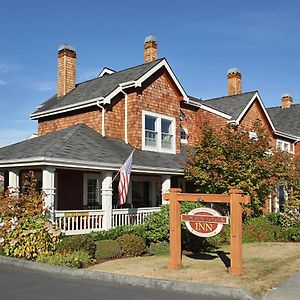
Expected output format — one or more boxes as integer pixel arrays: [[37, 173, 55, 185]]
[[185, 122, 300, 215], [0, 171, 60, 259]]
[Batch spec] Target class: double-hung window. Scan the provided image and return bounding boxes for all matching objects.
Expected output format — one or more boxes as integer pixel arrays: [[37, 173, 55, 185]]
[[143, 111, 176, 153], [276, 139, 291, 153]]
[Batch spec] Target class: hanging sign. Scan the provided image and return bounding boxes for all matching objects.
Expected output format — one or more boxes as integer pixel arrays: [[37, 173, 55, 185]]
[[181, 207, 228, 238]]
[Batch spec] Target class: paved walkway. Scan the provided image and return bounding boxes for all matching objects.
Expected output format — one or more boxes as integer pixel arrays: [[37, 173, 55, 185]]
[[262, 272, 300, 300]]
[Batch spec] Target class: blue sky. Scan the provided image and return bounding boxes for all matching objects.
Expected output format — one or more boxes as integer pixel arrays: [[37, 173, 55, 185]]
[[1, 0, 300, 147]]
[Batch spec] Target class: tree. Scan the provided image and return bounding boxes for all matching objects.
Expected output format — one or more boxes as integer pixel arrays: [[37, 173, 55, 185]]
[[185, 122, 300, 215]]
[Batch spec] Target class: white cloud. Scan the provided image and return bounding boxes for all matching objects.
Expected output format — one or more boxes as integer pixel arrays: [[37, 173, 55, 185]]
[[0, 63, 20, 73], [0, 79, 7, 85]]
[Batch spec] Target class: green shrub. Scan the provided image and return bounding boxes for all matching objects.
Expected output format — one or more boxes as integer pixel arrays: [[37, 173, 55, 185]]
[[117, 234, 147, 257], [36, 251, 91, 268], [242, 216, 285, 243], [143, 203, 203, 245], [95, 240, 122, 260], [149, 241, 170, 256], [89, 224, 145, 242], [284, 223, 300, 241], [3, 216, 60, 259], [57, 235, 96, 258], [207, 224, 230, 245]]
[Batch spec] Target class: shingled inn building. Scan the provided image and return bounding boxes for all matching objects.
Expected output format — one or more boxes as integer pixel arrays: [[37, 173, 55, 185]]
[[0, 36, 298, 235]]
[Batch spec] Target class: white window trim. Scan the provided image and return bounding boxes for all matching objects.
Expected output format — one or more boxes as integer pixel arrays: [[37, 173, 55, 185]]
[[180, 126, 188, 144], [83, 173, 102, 207], [248, 131, 258, 140], [276, 139, 291, 153], [142, 110, 176, 154]]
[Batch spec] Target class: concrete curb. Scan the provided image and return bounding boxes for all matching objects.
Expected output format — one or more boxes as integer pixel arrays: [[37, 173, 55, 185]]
[[0, 255, 257, 300]]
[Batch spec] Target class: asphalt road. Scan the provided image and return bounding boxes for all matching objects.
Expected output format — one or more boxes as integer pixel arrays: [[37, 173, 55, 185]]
[[0, 263, 236, 300]]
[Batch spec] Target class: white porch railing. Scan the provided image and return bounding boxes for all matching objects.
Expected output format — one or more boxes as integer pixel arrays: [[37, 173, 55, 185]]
[[112, 207, 160, 228], [55, 210, 105, 235], [55, 207, 160, 235]]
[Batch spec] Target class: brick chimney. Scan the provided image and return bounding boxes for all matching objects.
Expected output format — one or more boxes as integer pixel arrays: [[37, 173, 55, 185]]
[[144, 35, 157, 63], [57, 44, 76, 98], [227, 68, 242, 96], [281, 94, 293, 109]]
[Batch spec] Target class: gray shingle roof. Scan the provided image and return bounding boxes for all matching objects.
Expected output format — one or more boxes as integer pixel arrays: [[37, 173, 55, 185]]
[[189, 91, 257, 120], [33, 58, 164, 115], [0, 124, 187, 173], [267, 104, 300, 137]]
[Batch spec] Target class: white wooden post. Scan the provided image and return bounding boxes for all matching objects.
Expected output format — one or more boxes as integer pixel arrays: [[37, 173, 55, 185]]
[[42, 167, 56, 222], [102, 171, 113, 230], [161, 175, 171, 205], [8, 169, 19, 194]]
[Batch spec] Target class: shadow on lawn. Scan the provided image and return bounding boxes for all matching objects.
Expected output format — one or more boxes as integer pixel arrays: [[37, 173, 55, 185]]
[[186, 250, 230, 268]]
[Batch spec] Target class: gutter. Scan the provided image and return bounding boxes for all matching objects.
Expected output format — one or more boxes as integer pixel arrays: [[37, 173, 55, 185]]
[[119, 81, 140, 144], [96, 100, 106, 137]]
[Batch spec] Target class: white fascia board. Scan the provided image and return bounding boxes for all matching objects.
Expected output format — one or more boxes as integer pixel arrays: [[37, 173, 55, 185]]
[[0, 157, 184, 175], [186, 99, 232, 120], [274, 130, 299, 141], [135, 59, 189, 101], [235, 92, 276, 131], [98, 67, 115, 77], [30, 97, 105, 120]]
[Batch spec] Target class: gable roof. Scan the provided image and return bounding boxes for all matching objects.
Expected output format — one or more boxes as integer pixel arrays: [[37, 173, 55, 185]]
[[0, 124, 186, 174], [30, 58, 188, 120], [187, 91, 276, 131], [203, 91, 257, 120], [267, 104, 300, 138]]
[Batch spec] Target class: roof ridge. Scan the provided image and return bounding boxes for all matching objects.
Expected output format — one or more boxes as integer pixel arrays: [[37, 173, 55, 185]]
[[203, 91, 257, 102], [267, 103, 300, 110], [75, 58, 165, 86], [46, 124, 83, 157]]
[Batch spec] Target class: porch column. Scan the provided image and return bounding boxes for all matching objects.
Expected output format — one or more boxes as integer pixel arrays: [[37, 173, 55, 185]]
[[8, 169, 19, 194], [161, 175, 171, 205], [102, 171, 113, 230], [42, 167, 56, 222]]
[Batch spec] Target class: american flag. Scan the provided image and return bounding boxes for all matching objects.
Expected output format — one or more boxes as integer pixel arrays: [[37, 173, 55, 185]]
[[118, 150, 134, 205]]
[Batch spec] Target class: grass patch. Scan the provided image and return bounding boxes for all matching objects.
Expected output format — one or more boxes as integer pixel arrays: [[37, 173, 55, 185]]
[[89, 242, 300, 296]]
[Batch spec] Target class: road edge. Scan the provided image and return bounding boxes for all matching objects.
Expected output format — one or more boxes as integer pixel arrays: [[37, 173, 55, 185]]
[[0, 255, 257, 300]]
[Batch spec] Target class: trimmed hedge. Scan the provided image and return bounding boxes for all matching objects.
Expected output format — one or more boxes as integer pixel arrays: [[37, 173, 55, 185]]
[[149, 241, 170, 256], [95, 240, 122, 260], [57, 235, 96, 258], [89, 224, 146, 242], [36, 251, 91, 268], [117, 234, 148, 257]]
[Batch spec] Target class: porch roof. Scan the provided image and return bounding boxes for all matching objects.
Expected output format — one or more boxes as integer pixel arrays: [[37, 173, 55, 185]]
[[0, 124, 187, 174]]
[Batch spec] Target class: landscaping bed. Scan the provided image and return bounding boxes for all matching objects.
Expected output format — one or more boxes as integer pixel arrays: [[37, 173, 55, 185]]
[[88, 242, 300, 296]]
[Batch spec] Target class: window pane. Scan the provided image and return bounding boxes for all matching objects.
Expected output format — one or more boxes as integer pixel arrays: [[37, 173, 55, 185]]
[[161, 119, 172, 149], [87, 178, 98, 208], [145, 115, 156, 131], [161, 119, 171, 133], [284, 143, 289, 152], [145, 115, 157, 146]]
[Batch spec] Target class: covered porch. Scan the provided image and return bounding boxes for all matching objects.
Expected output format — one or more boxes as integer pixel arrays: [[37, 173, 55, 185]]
[[4, 167, 182, 235], [0, 124, 186, 235]]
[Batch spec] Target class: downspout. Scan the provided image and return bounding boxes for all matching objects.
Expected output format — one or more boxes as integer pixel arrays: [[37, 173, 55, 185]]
[[120, 90, 128, 144], [96, 100, 106, 137]]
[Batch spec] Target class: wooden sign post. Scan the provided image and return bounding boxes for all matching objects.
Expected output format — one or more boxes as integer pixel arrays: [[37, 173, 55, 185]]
[[163, 188, 250, 275]]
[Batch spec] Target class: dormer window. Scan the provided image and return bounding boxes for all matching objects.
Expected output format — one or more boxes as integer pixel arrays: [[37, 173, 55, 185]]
[[180, 127, 188, 144], [143, 111, 175, 153], [179, 109, 186, 121]]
